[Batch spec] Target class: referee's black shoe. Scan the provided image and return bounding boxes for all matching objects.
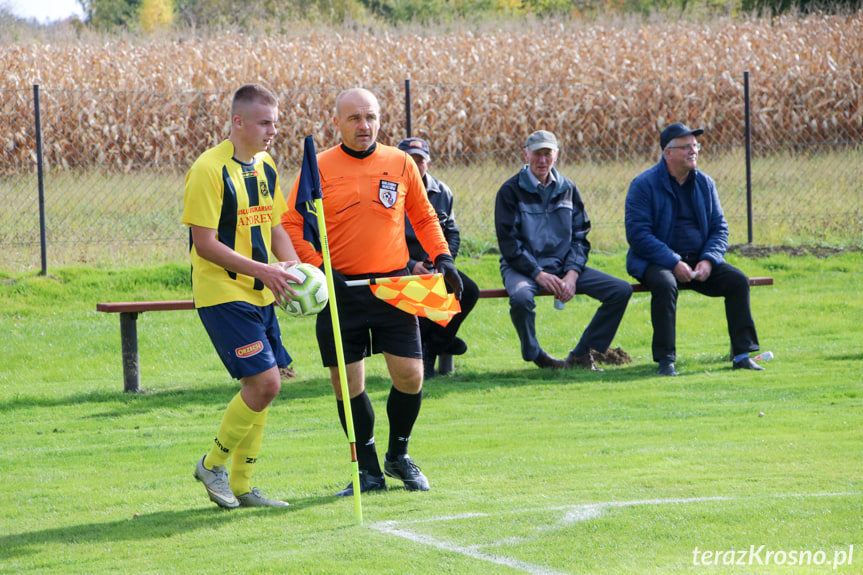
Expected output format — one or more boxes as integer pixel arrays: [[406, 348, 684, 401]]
[[384, 454, 430, 491], [334, 470, 387, 497]]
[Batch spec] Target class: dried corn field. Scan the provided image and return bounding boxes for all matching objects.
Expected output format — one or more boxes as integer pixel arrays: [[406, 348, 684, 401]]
[[4, 14, 862, 167], [1, 14, 862, 270]]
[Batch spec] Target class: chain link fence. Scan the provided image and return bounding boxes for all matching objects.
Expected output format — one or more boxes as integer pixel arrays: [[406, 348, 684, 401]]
[[2, 73, 861, 273]]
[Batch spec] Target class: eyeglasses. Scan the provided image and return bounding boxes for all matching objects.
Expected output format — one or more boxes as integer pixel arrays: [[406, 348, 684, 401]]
[[666, 143, 702, 152]]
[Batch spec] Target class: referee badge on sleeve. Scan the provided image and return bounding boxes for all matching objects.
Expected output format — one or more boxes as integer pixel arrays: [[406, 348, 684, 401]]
[[379, 180, 399, 208]]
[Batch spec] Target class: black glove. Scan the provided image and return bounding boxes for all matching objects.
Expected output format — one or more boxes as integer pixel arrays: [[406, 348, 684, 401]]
[[434, 253, 463, 300]]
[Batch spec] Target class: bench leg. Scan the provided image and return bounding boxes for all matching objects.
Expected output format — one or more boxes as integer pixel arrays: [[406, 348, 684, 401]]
[[438, 353, 454, 376], [119, 312, 141, 393]]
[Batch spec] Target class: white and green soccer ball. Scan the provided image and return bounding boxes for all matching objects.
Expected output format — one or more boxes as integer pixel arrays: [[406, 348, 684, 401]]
[[279, 263, 328, 317]]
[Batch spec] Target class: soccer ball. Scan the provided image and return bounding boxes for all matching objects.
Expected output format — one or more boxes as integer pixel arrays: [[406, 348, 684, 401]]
[[278, 263, 329, 317]]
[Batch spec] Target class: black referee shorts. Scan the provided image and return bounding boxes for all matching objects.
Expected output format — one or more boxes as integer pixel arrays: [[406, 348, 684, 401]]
[[315, 269, 422, 367]]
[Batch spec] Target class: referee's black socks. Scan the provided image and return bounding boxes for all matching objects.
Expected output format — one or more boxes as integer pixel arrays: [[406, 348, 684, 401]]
[[386, 386, 422, 460], [336, 391, 382, 477]]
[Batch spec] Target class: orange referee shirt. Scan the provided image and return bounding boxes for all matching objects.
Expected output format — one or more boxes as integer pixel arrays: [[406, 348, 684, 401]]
[[282, 143, 449, 275]]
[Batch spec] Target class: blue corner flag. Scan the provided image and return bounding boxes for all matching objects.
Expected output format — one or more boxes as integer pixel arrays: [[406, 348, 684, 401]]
[[296, 135, 322, 252]]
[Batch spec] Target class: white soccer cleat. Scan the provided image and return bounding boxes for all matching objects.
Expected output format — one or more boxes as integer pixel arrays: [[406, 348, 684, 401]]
[[194, 456, 239, 509], [236, 487, 290, 507]]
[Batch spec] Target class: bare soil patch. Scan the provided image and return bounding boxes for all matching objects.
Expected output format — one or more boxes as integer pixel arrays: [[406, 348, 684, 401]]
[[728, 244, 860, 258]]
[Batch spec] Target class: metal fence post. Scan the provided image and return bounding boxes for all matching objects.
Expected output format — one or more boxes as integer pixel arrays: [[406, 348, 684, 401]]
[[404, 78, 412, 138], [744, 71, 753, 244], [34, 84, 48, 275]]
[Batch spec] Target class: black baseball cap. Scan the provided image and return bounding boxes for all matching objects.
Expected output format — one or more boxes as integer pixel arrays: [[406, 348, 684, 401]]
[[397, 137, 430, 160], [660, 122, 704, 150]]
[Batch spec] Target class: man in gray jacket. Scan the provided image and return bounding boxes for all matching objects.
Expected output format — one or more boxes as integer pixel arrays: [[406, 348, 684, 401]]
[[495, 130, 632, 371], [625, 122, 763, 376]]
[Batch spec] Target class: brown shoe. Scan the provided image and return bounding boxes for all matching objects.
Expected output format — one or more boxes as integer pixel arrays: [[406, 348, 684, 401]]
[[565, 351, 603, 371], [533, 350, 566, 370], [279, 366, 297, 380]]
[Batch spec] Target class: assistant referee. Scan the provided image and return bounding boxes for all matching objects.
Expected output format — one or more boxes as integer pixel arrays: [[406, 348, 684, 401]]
[[282, 88, 463, 496]]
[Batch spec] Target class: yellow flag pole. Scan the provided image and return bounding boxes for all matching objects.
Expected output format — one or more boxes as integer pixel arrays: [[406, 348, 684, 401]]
[[314, 197, 362, 525]]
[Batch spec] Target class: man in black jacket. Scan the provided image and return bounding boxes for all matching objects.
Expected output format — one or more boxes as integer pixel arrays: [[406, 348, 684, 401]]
[[399, 137, 480, 379]]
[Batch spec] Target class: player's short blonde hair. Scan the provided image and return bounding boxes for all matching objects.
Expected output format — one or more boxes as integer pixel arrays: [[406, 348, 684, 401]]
[[231, 84, 278, 116]]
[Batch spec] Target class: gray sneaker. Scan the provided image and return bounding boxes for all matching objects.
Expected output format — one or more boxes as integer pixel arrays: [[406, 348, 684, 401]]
[[237, 487, 290, 508], [194, 456, 239, 508]]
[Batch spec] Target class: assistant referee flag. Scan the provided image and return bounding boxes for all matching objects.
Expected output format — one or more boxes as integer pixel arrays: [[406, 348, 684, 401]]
[[348, 274, 462, 327]]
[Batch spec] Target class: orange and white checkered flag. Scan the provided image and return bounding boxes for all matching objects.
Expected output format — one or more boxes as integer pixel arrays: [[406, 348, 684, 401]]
[[345, 274, 461, 327]]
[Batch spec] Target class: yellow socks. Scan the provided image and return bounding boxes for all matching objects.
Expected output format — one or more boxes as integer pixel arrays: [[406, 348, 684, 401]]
[[203, 391, 261, 470], [229, 407, 268, 496]]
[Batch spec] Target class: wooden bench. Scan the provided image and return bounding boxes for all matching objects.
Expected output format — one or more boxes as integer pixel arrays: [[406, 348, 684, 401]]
[[96, 300, 195, 392], [96, 276, 773, 391], [432, 275, 775, 375]]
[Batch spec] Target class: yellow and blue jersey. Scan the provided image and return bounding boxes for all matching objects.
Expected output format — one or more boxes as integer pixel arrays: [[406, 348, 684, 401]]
[[182, 139, 288, 308]]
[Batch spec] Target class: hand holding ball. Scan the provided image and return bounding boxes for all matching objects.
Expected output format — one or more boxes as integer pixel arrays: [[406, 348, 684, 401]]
[[278, 263, 328, 317]]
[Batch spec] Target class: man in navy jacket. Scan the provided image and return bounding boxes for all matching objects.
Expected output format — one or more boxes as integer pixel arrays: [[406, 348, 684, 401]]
[[625, 122, 763, 376], [496, 130, 632, 371]]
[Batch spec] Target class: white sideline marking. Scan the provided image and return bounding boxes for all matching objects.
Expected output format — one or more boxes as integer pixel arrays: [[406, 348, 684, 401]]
[[372, 520, 570, 575], [369, 492, 859, 575]]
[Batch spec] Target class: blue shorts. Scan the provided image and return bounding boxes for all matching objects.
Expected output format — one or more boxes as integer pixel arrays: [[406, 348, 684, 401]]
[[197, 301, 292, 380], [315, 270, 421, 367]]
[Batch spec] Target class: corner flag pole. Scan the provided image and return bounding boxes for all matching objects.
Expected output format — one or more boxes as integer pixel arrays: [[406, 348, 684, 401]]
[[301, 135, 363, 525], [317, 198, 363, 526]]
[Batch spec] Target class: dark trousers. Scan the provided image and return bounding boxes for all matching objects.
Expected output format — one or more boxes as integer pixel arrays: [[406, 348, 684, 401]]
[[640, 261, 760, 363], [503, 266, 633, 361], [419, 269, 480, 354]]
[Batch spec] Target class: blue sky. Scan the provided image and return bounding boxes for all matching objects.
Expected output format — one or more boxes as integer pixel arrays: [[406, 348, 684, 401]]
[[6, 0, 85, 22]]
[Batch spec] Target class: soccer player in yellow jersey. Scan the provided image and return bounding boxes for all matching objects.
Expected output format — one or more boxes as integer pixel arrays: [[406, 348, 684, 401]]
[[282, 88, 463, 496], [183, 84, 301, 508]]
